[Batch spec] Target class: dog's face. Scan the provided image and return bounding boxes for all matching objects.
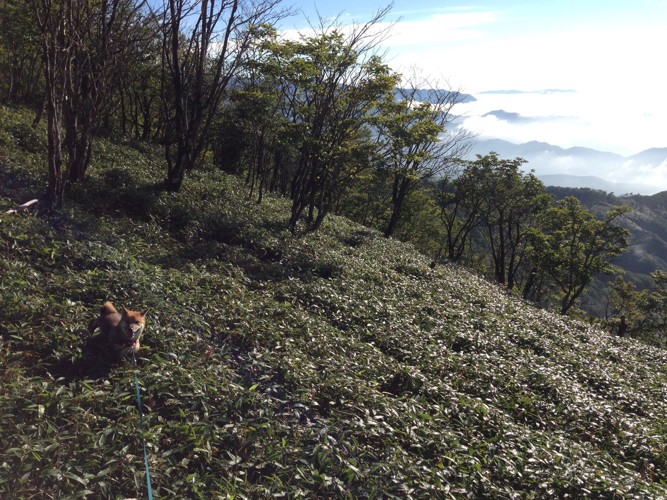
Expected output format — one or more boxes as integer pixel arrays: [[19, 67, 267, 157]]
[[119, 307, 148, 344]]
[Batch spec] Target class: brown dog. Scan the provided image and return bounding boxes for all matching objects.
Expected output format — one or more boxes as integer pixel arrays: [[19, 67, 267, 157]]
[[97, 301, 148, 356]]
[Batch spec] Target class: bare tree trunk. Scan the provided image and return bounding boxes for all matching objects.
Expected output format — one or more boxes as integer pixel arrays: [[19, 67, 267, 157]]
[[65, 0, 151, 182], [33, 0, 154, 205], [45, 88, 65, 207], [32, 0, 71, 208], [385, 175, 410, 238]]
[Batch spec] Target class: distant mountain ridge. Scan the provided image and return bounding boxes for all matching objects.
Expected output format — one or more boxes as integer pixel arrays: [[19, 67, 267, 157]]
[[396, 88, 476, 104], [467, 138, 667, 195], [538, 174, 634, 193]]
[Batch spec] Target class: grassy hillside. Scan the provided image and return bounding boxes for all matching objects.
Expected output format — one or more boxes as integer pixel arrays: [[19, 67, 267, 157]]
[[2, 107, 667, 497]]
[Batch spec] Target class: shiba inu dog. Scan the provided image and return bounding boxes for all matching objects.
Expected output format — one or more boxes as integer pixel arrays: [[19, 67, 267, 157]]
[[97, 301, 148, 356]]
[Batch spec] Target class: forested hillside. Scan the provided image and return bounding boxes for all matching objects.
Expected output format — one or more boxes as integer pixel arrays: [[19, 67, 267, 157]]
[[2, 107, 667, 497], [547, 186, 667, 283], [545, 186, 667, 342], [0, 0, 642, 321]]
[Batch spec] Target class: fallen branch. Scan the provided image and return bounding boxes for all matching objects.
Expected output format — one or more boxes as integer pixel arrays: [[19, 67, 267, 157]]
[[5, 199, 39, 214]]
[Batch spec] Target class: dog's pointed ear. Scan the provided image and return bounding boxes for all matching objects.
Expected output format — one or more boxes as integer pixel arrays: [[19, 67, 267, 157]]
[[122, 306, 129, 316], [141, 308, 149, 317]]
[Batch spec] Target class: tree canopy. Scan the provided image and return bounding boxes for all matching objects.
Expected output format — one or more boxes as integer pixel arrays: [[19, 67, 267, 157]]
[[0, 1, 637, 318], [529, 197, 630, 314]]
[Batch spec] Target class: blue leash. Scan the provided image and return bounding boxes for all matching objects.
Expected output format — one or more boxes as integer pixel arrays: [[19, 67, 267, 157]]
[[132, 352, 154, 499]]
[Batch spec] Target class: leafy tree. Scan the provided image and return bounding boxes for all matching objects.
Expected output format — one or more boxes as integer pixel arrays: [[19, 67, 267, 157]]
[[390, 187, 444, 257], [529, 196, 630, 315], [275, 9, 398, 232], [641, 271, 667, 346], [603, 275, 646, 323], [337, 169, 392, 231], [433, 161, 484, 263], [603, 272, 667, 347], [375, 75, 471, 238], [222, 24, 289, 203], [469, 154, 551, 290]]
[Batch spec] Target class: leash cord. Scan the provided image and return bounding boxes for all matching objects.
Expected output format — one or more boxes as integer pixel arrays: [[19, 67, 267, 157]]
[[132, 352, 154, 500]]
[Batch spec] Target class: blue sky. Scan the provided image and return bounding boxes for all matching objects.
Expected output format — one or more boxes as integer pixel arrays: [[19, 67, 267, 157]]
[[280, 0, 667, 169]]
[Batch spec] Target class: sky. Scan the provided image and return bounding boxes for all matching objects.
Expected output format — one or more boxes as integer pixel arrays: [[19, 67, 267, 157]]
[[280, 1, 667, 168]]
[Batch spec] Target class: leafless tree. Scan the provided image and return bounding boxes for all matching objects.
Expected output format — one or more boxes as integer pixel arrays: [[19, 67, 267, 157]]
[[160, 0, 286, 192], [32, 0, 154, 206], [63, 0, 152, 182], [31, 0, 71, 207]]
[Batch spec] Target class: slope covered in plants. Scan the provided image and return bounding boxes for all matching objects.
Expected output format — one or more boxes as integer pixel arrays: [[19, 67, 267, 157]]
[[1, 108, 667, 497]]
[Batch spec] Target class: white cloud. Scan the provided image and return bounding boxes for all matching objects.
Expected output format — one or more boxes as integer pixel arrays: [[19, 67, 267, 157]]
[[618, 159, 667, 188], [386, 11, 497, 46], [280, 3, 667, 186], [457, 88, 667, 157]]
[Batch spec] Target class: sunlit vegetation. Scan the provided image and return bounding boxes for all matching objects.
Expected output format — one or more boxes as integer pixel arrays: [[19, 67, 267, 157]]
[[1, 0, 666, 496], [1, 0, 637, 317], [1, 106, 667, 497]]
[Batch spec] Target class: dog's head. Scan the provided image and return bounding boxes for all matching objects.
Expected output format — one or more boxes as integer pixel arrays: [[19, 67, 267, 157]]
[[119, 306, 148, 344]]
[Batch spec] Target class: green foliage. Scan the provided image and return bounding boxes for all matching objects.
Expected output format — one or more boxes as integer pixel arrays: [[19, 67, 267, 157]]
[[0, 106, 48, 194], [530, 197, 630, 314], [219, 21, 400, 231], [0, 0, 42, 104], [2, 107, 667, 498], [373, 83, 466, 237], [641, 271, 667, 347], [605, 275, 649, 325], [544, 186, 667, 321], [280, 24, 399, 231], [459, 153, 552, 290], [606, 273, 667, 348]]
